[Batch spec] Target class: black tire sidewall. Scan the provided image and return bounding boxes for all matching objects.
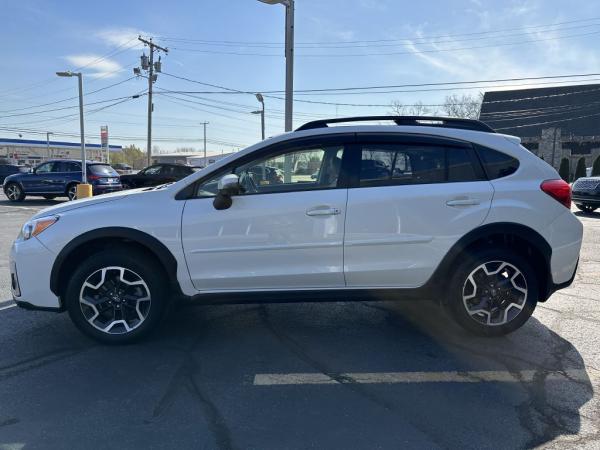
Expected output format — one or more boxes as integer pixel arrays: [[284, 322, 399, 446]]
[[66, 183, 78, 201], [5, 183, 25, 202], [65, 249, 167, 344], [448, 248, 538, 337]]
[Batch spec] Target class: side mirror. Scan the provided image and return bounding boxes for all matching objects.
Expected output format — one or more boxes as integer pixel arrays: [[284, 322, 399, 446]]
[[213, 174, 240, 210]]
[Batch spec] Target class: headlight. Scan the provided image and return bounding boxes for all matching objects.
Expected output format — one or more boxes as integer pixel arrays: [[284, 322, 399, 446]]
[[19, 216, 59, 241]]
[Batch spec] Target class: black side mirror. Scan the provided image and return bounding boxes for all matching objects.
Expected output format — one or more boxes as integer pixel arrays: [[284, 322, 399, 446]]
[[212, 174, 240, 210]]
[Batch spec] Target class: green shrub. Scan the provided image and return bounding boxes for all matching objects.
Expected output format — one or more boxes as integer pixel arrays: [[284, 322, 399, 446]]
[[574, 157, 587, 180], [559, 157, 570, 182]]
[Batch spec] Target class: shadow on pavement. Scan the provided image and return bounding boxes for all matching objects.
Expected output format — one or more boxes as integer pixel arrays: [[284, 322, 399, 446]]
[[0, 198, 63, 207], [574, 210, 600, 219], [0, 300, 594, 449]]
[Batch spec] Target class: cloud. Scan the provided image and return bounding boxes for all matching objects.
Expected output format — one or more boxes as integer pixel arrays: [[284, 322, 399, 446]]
[[64, 54, 124, 78], [95, 27, 150, 50]]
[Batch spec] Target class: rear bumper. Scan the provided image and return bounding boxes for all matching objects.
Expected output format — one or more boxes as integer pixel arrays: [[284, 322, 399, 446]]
[[545, 209, 583, 293], [93, 184, 122, 195]]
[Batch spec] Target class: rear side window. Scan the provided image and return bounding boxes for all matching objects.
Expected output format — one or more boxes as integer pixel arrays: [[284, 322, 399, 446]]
[[477, 146, 519, 179], [89, 164, 118, 176], [360, 144, 480, 186]]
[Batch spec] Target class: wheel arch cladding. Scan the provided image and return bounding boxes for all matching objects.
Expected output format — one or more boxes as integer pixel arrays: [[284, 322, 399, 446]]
[[431, 222, 552, 302], [50, 227, 181, 299]]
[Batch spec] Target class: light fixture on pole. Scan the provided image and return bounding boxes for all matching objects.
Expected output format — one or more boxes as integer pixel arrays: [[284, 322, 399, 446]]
[[46, 132, 53, 160], [252, 93, 265, 140], [56, 70, 91, 198], [257, 0, 294, 132]]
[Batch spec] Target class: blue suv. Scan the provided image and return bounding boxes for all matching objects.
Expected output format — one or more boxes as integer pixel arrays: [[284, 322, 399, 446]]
[[2, 159, 122, 202]]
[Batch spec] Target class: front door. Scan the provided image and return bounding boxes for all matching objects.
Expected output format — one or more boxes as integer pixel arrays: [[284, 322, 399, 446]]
[[181, 138, 350, 291], [344, 134, 494, 288], [23, 162, 55, 193]]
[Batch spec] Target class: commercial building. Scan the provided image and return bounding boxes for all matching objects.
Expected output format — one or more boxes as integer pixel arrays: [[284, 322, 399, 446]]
[[152, 152, 235, 167], [480, 84, 600, 176], [0, 137, 122, 166]]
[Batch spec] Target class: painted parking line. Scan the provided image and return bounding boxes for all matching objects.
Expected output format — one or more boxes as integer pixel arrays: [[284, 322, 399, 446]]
[[254, 368, 600, 386], [0, 303, 17, 311]]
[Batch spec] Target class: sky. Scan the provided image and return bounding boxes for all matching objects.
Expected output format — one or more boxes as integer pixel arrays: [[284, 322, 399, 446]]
[[1, 0, 599, 155]]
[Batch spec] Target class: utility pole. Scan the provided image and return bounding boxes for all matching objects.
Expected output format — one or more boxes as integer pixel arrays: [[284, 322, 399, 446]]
[[200, 122, 208, 165], [46, 132, 53, 160], [253, 93, 265, 140], [136, 36, 168, 166]]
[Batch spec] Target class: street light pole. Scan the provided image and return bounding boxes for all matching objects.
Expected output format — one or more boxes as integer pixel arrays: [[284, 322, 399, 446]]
[[57, 71, 86, 184], [258, 0, 294, 132], [46, 132, 53, 160], [200, 122, 209, 165], [253, 93, 265, 140]]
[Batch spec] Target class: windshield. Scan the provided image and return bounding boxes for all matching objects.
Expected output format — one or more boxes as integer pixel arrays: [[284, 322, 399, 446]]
[[88, 164, 119, 176]]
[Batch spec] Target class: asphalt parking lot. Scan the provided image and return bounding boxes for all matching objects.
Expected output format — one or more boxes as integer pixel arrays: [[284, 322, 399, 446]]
[[0, 192, 599, 449]]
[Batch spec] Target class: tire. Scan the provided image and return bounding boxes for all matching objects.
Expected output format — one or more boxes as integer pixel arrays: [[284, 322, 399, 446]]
[[43, 195, 57, 200], [121, 182, 133, 190], [66, 183, 78, 201], [4, 183, 25, 202], [65, 249, 168, 344], [576, 204, 597, 213], [447, 248, 538, 337]]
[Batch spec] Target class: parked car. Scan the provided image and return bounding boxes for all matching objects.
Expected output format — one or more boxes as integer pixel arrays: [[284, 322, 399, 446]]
[[119, 163, 194, 189], [3, 159, 121, 202], [10, 116, 582, 343], [0, 164, 29, 184], [112, 163, 134, 175], [572, 176, 600, 213]]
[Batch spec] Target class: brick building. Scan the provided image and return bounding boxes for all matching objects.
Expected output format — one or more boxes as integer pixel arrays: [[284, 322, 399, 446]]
[[479, 84, 600, 176]]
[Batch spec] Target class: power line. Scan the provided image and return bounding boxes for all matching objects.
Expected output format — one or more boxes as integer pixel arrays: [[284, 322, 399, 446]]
[[157, 16, 600, 46]]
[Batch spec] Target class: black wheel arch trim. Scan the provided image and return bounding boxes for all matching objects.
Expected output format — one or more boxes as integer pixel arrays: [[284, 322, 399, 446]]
[[426, 222, 553, 301], [50, 227, 182, 298]]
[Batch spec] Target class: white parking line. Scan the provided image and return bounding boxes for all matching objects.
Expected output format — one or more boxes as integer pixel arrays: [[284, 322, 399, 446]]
[[254, 368, 600, 386], [0, 303, 17, 311]]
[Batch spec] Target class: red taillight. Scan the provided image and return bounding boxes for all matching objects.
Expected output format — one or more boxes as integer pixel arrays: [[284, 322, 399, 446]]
[[541, 179, 571, 208], [87, 174, 101, 181]]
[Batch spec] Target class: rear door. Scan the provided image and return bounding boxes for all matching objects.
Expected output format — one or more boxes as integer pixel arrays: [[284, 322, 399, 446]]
[[344, 133, 494, 288]]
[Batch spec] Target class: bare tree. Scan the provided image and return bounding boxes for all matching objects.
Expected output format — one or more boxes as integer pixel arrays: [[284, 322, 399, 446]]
[[390, 100, 438, 116], [442, 93, 483, 119]]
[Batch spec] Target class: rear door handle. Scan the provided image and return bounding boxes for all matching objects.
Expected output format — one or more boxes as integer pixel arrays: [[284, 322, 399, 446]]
[[446, 198, 480, 207], [306, 207, 341, 216]]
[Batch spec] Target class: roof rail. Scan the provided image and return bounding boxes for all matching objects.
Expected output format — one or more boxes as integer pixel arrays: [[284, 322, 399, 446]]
[[295, 116, 495, 133]]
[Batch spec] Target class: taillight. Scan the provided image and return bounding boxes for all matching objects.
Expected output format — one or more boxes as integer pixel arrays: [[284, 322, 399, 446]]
[[541, 179, 571, 208], [87, 174, 101, 181]]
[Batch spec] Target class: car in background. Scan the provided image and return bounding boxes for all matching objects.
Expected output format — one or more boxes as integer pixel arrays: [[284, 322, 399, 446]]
[[2, 159, 121, 202], [119, 163, 195, 189], [112, 163, 134, 175], [0, 164, 29, 184], [572, 176, 600, 213]]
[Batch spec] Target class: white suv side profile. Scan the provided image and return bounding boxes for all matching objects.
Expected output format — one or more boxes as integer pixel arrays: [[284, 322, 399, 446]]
[[10, 116, 582, 343]]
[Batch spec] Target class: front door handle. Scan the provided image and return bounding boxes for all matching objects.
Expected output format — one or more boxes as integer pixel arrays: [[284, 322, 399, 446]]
[[306, 207, 341, 216], [446, 198, 480, 207]]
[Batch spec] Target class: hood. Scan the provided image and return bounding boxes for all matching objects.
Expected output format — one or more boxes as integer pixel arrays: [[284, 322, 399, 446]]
[[31, 189, 143, 219]]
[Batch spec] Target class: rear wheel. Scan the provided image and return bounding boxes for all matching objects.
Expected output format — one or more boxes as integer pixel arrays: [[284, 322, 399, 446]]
[[4, 183, 25, 202], [121, 182, 133, 190], [576, 204, 597, 213], [448, 249, 538, 336], [65, 249, 168, 344], [66, 183, 78, 201]]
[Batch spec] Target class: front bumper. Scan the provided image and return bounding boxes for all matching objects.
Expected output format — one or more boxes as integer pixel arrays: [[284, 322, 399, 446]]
[[10, 238, 62, 311], [572, 190, 600, 205]]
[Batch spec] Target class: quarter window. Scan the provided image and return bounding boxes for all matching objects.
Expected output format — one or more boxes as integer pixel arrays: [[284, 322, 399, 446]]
[[359, 144, 479, 186], [477, 146, 519, 179]]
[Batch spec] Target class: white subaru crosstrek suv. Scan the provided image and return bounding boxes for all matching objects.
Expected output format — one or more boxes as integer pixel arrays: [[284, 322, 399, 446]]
[[10, 116, 582, 343]]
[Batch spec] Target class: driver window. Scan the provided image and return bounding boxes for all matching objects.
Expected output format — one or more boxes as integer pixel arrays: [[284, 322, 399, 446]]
[[194, 145, 344, 198], [35, 162, 54, 174]]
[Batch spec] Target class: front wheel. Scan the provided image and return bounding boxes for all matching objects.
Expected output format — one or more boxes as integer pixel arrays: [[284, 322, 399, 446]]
[[576, 204, 597, 213], [65, 249, 168, 344], [4, 183, 25, 202], [448, 249, 538, 336]]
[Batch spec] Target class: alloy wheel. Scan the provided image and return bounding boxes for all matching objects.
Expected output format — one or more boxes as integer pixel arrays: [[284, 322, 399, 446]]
[[5, 184, 21, 201], [79, 266, 151, 335], [462, 261, 528, 327], [68, 185, 78, 201]]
